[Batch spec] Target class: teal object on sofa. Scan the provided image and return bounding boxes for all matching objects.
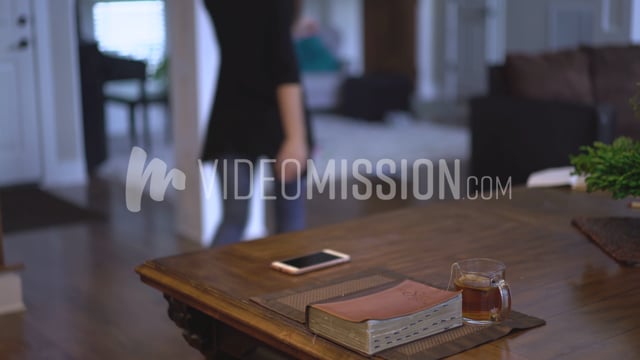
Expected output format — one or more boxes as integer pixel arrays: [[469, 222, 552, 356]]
[[295, 36, 340, 72]]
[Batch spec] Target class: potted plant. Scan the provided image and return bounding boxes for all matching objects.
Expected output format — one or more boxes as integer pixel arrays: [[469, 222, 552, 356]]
[[570, 83, 640, 207], [570, 137, 640, 204], [569, 84, 640, 266]]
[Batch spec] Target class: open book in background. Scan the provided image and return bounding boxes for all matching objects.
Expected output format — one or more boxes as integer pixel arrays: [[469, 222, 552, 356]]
[[305, 280, 462, 355], [526, 166, 587, 191]]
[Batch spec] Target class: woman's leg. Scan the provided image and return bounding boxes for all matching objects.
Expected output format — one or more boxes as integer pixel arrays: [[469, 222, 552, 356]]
[[273, 177, 307, 234], [211, 156, 253, 247]]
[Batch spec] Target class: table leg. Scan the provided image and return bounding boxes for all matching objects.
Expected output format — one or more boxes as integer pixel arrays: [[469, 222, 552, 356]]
[[164, 295, 292, 360], [165, 294, 217, 358], [128, 103, 137, 146]]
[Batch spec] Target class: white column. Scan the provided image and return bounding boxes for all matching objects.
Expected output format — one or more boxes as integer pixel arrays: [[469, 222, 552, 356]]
[[166, 0, 206, 243], [630, 0, 640, 43], [34, 0, 87, 187], [485, 0, 507, 64], [327, 0, 364, 75], [416, 0, 440, 101], [167, 0, 266, 245], [0, 271, 25, 315]]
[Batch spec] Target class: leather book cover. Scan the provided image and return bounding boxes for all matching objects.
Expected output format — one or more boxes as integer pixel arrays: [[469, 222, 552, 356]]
[[307, 279, 460, 322]]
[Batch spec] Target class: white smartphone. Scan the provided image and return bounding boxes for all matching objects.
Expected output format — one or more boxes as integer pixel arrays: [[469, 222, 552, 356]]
[[270, 249, 351, 275]]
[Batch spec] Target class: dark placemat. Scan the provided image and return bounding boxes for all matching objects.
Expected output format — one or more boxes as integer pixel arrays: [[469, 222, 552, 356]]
[[572, 217, 640, 266], [251, 270, 545, 359], [380, 311, 542, 360]]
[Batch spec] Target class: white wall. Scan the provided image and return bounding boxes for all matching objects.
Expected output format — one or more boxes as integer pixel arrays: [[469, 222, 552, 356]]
[[506, 0, 638, 54], [326, 0, 364, 75], [33, 0, 87, 187], [505, 0, 549, 53], [633, 0, 640, 42], [302, 0, 328, 23]]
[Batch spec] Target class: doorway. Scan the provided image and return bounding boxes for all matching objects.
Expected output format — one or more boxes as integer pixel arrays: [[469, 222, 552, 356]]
[[363, 0, 417, 85], [77, 0, 171, 182], [443, 0, 506, 100]]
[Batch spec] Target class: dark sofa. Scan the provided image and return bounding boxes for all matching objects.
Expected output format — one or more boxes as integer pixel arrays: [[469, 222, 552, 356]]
[[470, 45, 640, 185]]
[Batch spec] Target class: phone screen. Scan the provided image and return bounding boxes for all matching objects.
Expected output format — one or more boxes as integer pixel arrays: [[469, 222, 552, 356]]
[[281, 252, 342, 269]]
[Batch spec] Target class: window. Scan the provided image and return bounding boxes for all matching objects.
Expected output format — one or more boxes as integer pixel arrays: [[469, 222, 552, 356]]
[[92, 1, 166, 74]]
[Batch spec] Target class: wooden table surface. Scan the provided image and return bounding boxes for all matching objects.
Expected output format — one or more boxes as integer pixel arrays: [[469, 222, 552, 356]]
[[136, 188, 640, 359]]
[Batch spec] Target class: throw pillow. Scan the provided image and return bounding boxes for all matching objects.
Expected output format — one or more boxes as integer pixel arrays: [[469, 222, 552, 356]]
[[505, 49, 594, 105]]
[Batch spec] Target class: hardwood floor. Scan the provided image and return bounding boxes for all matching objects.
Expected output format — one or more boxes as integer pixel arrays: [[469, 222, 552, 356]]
[[0, 173, 451, 359], [0, 179, 203, 360]]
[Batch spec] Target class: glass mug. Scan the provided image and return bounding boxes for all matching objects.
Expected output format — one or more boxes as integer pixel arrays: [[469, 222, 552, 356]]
[[451, 258, 511, 324]]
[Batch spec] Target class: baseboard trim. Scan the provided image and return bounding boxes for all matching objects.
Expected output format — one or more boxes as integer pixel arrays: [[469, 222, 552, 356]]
[[0, 302, 26, 316], [0, 271, 26, 316]]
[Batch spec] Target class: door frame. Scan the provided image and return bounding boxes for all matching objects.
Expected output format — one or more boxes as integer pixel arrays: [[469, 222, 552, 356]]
[[0, 0, 41, 186], [31, 0, 87, 187]]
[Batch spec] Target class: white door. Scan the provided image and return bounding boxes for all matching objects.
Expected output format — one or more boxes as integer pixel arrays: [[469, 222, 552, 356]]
[[0, 0, 41, 186], [444, 0, 506, 100]]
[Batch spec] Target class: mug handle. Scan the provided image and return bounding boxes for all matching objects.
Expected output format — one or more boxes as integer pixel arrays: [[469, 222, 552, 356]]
[[496, 279, 512, 321]]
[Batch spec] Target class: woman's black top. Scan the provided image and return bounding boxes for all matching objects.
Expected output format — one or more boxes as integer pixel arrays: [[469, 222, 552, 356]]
[[201, 0, 312, 160]]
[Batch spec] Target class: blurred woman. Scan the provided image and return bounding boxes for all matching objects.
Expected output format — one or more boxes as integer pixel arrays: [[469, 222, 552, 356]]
[[202, 0, 313, 247]]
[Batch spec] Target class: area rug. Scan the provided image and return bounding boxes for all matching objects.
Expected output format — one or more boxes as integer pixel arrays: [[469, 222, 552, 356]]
[[0, 185, 104, 234], [572, 216, 640, 266], [311, 114, 470, 178]]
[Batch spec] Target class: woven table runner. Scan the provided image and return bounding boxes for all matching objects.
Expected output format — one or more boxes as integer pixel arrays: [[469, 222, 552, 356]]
[[251, 270, 545, 359], [572, 217, 640, 266]]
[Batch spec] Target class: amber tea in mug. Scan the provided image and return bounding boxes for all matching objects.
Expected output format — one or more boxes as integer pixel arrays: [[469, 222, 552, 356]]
[[452, 258, 511, 324]]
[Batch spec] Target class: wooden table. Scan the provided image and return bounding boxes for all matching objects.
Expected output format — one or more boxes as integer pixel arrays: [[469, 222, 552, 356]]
[[136, 188, 640, 359]]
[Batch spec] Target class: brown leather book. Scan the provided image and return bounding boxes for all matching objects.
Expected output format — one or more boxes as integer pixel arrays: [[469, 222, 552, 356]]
[[306, 279, 462, 355]]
